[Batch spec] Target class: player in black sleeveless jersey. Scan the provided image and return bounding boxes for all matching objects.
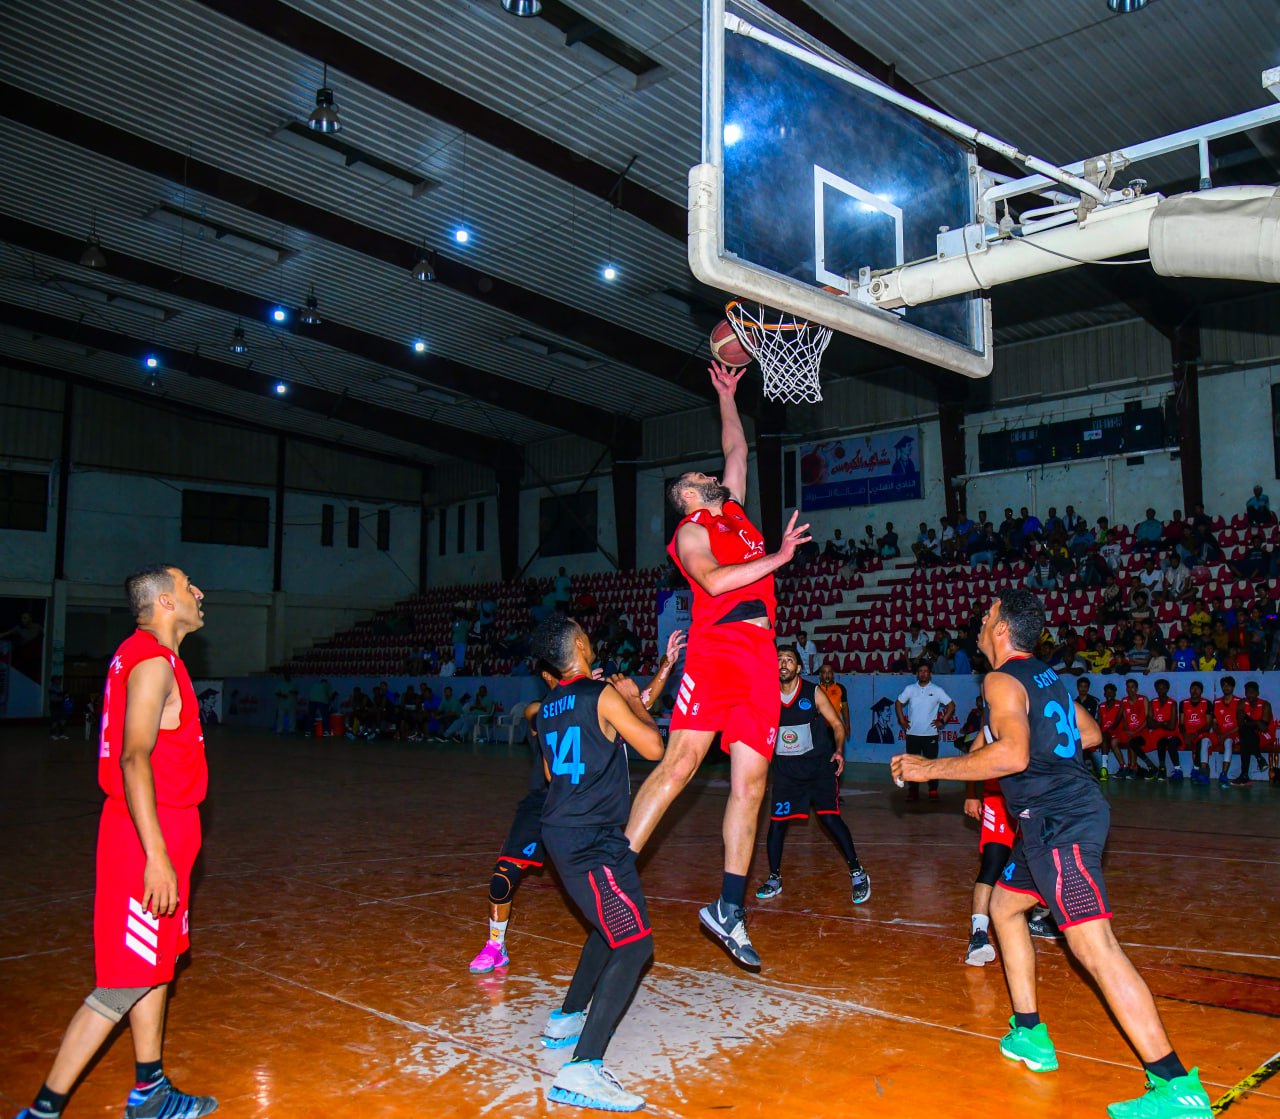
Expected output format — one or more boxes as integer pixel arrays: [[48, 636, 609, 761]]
[[892, 590, 1210, 1119], [755, 646, 870, 904], [530, 614, 665, 1114]]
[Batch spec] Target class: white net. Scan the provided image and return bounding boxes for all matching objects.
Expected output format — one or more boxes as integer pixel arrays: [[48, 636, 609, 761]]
[[725, 300, 833, 404]]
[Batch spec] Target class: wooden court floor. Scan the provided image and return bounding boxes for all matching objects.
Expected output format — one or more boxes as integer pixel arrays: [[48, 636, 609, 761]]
[[2, 728, 1278, 1118]]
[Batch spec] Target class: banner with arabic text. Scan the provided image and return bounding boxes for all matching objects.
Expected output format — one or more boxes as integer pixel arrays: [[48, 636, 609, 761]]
[[799, 427, 922, 511]]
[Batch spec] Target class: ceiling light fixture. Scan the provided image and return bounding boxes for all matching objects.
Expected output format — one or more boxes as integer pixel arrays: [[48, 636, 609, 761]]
[[501, 0, 542, 15], [229, 323, 248, 354], [79, 209, 107, 269], [300, 287, 321, 325], [411, 243, 436, 282], [144, 354, 160, 369], [271, 305, 287, 323], [308, 62, 342, 133], [274, 381, 288, 395], [1106, 0, 1146, 10]]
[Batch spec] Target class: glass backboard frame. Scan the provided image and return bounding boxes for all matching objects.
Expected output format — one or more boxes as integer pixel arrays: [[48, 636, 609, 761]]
[[692, 0, 993, 379]]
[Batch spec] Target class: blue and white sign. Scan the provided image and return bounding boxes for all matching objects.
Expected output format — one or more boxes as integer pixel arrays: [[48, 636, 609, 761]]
[[799, 427, 923, 511]]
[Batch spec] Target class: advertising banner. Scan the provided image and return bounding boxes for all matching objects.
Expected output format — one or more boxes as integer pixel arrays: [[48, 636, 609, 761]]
[[799, 427, 923, 511]]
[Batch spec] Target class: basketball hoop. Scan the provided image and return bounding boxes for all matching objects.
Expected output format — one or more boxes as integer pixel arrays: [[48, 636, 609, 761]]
[[725, 299, 832, 404]]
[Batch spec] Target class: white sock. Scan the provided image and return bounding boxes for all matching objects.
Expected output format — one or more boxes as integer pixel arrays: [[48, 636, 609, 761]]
[[488, 918, 509, 946], [971, 913, 990, 934]]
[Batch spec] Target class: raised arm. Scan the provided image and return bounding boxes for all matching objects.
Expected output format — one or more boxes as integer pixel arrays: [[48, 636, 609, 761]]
[[710, 361, 749, 503], [675, 512, 809, 598], [119, 657, 180, 917]]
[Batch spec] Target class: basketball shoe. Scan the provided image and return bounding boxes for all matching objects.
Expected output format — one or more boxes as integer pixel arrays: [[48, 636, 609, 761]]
[[547, 1060, 643, 1112], [999, 1017, 1058, 1072], [124, 1076, 217, 1119], [850, 863, 871, 904], [699, 898, 760, 969], [965, 928, 995, 966], [469, 941, 509, 973], [755, 873, 782, 900], [541, 1008, 587, 1049], [1105, 1068, 1212, 1118]]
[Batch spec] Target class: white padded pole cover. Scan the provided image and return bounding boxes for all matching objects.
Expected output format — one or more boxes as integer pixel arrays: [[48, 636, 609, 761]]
[[1150, 186, 1280, 283]]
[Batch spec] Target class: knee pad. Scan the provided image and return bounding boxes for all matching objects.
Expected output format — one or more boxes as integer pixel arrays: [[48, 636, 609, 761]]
[[85, 985, 152, 1023], [976, 842, 1012, 887], [489, 861, 524, 905]]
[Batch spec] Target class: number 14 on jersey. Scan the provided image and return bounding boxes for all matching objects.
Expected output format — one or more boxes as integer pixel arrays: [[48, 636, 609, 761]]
[[546, 727, 584, 784]]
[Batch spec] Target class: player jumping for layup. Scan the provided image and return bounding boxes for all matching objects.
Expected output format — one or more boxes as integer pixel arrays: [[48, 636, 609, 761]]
[[893, 589, 1211, 1119], [627, 361, 808, 970]]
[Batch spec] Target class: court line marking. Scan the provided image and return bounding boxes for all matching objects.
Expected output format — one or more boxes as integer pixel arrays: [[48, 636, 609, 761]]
[[206, 953, 688, 1119], [1213, 1049, 1280, 1114]]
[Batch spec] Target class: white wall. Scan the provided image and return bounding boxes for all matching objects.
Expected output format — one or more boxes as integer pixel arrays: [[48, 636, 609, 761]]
[[427, 495, 501, 586], [281, 492, 419, 600], [962, 389, 1182, 528], [1199, 363, 1280, 515]]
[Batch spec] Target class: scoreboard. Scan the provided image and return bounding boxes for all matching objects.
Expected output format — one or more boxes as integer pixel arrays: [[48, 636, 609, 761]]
[[977, 406, 1170, 473]]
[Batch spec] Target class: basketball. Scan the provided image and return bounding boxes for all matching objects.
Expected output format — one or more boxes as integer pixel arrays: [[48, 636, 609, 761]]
[[709, 319, 752, 368]]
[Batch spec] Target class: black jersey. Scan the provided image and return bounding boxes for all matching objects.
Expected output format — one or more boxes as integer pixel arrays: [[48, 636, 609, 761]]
[[1077, 692, 1100, 721], [524, 706, 549, 796], [986, 655, 1103, 827], [535, 677, 628, 828], [776, 680, 833, 759]]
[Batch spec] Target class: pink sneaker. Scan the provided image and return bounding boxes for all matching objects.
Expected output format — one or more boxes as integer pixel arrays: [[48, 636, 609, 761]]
[[469, 941, 509, 973]]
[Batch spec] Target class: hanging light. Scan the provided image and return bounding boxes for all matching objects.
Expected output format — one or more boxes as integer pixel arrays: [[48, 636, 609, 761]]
[[601, 264, 618, 282], [229, 324, 248, 354], [270, 305, 287, 323], [143, 354, 160, 370], [307, 63, 342, 133], [79, 209, 107, 269], [501, 0, 542, 15], [412, 339, 427, 354], [300, 287, 321, 325], [411, 244, 436, 282], [274, 381, 289, 395], [1106, 0, 1146, 10]]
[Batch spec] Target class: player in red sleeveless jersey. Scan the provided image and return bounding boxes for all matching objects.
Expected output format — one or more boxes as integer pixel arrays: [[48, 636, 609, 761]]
[[1180, 682, 1214, 786], [16, 567, 216, 1119], [1147, 678, 1183, 782], [1117, 679, 1157, 780], [1212, 676, 1242, 788], [1096, 683, 1123, 779], [626, 361, 808, 971], [1237, 681, 1273, 786]]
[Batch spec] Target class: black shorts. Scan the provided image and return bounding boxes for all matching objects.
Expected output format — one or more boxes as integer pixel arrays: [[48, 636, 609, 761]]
[[997, 804, 1112, 929], [498, 790, 546, 868], [769, 751, 840, 821], [542, 825, 652, 949]]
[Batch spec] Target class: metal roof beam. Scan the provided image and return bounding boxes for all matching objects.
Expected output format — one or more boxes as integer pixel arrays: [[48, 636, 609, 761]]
[[0, 82, 715, 404], [194, 0, 685, 239], [0, 301, 510, 465], [0, 214, 638, 447]]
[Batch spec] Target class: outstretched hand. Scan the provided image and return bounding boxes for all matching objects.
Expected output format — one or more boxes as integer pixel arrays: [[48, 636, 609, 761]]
[[709, 361, 746, 397], [664, 628, 687, 664], [775, 510, 812, 563]]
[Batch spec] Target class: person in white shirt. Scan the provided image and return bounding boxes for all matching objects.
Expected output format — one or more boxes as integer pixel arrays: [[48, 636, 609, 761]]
[[794, 631, 817, 675], [894, 664, 955, 802], [903, 622, 929, 669]]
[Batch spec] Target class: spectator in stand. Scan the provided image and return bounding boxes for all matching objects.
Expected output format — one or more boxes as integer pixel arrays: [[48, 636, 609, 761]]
[[1209, 619, 1231, 655], [1162, 554, 1193, 602], [998, 508, 1022, 555], [1081, 637, 1115, 674], [1185, 503, 1211, 531], [950, 641, 972, 675], [903, 621, 929, 669], [1127, 632, 1153, 673], [930, 626, 952, 659], [857, 525, 878, 564], [474, 597, 497, 641], [434, 686, 462, 738], [1187, 598, 1212, 641], [1243, 606, 1269, 664], [1097, 517, 1122, 570], [915, 529, 943, 567], [1233, 531, 1273, 582], [1043, 506, 1065, 541], [878, 522, 901, 558], [1077, 547, 1110, 589], [1068, 520, 1097, 557], [1197, 642, 1221, 671], [1136, 557, 1163, 597], [553, 567, 573, 612], [1099, 575, 1124, 622], [1163, 509, 1186, 550], [1025, 546, 1057, 591], [1172, 635, 1197, 671], [451, 609, 471, 672], [969, 521, 999, 567], [932, 643, 954, 673], [911, 522, 930, 559], [1246, 484, 1274, 526], [1020, 506, 1042, 543], [1224, 644, 1251, 671], [1128, 589, 1154, 624], [445, 685, 496, 741], [794, 631, 817, 675], [939, 517, 957, 559], [824, 528, 848, 559], [1134, 508, 1163, 553]]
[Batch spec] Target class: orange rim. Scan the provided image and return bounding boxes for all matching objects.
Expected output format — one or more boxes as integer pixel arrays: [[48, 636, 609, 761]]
[[725, 298, 813, 333]]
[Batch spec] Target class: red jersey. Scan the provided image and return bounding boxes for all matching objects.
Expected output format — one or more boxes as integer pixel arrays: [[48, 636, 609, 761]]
[[1098, 699, 1123, 733], [1149, 696, 1176, 730], [98, 630, 208, 808], [1181, 698, 1210, 733], [669, 499, 775, 634], [1213, 696, 1241, 734], [1243, 697, 1272, 726], [1120, 695, 1149, 732]]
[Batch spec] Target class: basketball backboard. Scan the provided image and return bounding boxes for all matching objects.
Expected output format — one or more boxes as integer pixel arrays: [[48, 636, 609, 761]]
[[691, 0, 993, 379]]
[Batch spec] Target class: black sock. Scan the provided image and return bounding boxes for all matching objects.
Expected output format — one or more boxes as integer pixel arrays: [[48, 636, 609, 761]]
[[721, 873, 747, 909], [1144, 1051, 1187, 1081], [135, 1059, 163, 1086], [32, 1083, 69, 1116], [1013, 1011, 1040, 1029]]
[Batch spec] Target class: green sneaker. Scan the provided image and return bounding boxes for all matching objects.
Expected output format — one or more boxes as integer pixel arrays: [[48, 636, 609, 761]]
[[998, 1016, 1059, 1072], [1106, 1069, 1212, 1119]]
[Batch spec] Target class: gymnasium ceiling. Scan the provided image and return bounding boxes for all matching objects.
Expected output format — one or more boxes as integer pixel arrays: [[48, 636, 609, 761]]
[[0, 0, 1277, 469]]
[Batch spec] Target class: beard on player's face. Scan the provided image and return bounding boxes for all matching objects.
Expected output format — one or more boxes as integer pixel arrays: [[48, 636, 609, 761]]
[[686, 478, 731, 508]]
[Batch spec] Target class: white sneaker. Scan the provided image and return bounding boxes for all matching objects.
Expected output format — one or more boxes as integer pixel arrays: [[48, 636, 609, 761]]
[[698, 899, 760, 969], [541, 1008, 587, 1049], [547, 1059, 644, 1112]]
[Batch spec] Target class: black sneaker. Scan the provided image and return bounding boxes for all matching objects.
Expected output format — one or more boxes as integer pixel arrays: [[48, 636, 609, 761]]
[[1230, 774, 1252, 786], [124, 1076, 218, 1119], [698, 898, 760, 969], [755, 873, 782, 900], [966, 928, 995, 966], [850, 864, 871, 905], [1027, 908, 1062, 940]]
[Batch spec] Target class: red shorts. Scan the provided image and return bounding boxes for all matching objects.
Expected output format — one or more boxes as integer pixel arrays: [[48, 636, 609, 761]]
[[1181, 728, 1210, 750], [94, 798, 202, 987], [1209, 730, 1239, 753], [979, 793, 1014, 852], [670, 622, 780, 759]]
